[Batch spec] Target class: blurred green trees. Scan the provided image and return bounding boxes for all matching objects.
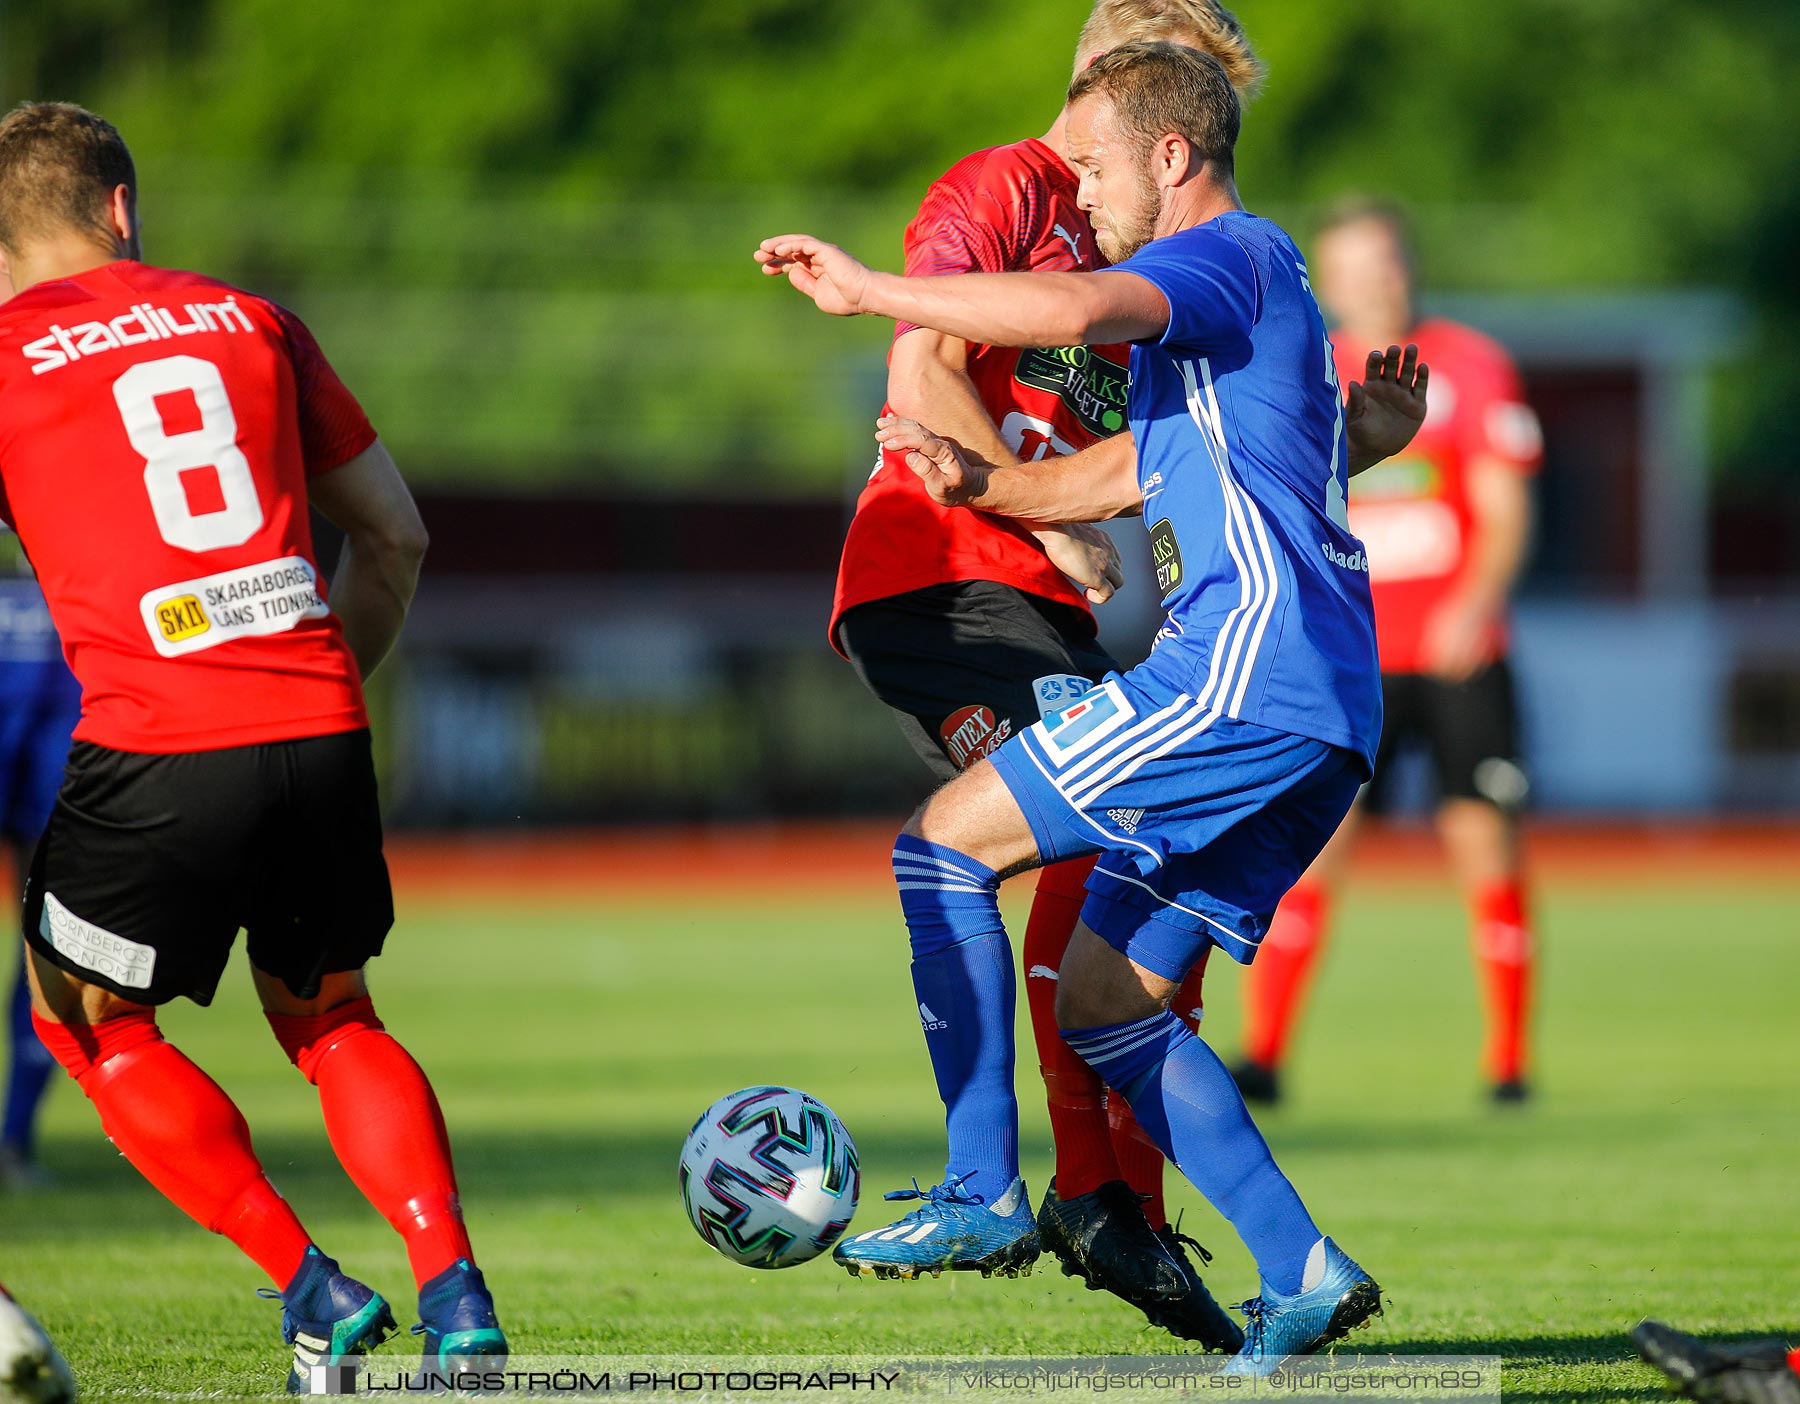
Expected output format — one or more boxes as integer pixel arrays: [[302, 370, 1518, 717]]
[[5, 0, 1796, 487]]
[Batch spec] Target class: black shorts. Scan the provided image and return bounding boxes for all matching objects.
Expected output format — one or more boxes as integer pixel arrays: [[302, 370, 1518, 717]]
[[1366, 659, 1528, 813], [836, 581, 1119, 784], [23, 728, 393, 1007]]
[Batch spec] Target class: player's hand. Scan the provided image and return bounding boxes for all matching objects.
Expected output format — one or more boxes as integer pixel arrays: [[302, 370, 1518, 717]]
[[1345, 344, 1429, 475], [876, 414, 991, 507], [1035, 523, 1125, 605], [1423, 596, 1494, 684], [755, 235, 874, 317]]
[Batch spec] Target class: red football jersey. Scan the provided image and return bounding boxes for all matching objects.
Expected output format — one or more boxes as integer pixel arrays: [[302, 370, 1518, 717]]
[[0, 261, 376, 752], [829, 138, 1131, 649], [1337, 318, 1542, 674]]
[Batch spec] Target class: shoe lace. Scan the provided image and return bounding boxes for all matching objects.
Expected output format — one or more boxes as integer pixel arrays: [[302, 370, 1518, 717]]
[[1164, 1210, 1215, 1266], [255, 1288, 300, 1346], [882, 1172, 984, 1209], [1235, 1296, 1268, 1356]]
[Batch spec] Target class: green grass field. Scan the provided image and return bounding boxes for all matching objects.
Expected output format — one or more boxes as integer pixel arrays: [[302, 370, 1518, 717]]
[[3, 858, 1796, 1400]]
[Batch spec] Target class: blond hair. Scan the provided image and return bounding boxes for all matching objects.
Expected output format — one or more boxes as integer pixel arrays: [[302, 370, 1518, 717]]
[[0, 102, 135, 252], [1074, 0, 1265, 100]]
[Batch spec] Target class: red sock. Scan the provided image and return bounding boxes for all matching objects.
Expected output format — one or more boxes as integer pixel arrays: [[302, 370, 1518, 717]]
[[1023, 856, 1121, 1198], [1108, 952, 1209, 1231], [1241, 883, 1331, 1069], [267, 997, 472, 1288], [32, 1009, 311, 1287], [1472, 879, 1534, 1083]]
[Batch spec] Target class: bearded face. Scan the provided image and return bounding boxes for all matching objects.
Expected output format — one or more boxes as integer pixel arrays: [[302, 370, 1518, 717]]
[[1067, 95, 1165, 264], [1093, 156, 1164, 262]]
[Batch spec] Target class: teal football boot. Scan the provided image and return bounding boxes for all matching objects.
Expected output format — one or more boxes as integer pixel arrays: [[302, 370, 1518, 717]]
[[264, 1246, 397, 1394], [410, 1259, 507, 1391]]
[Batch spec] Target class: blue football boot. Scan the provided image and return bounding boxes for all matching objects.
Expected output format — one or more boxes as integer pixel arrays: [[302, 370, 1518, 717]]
[[833, 1173, 1040, 1280], [409, 1258, 508, 1391], [263, 1246, 397, 1394], [1218, 1238, 1382, 1377]]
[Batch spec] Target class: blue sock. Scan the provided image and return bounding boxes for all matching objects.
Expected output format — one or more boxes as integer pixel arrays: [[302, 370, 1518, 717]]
[[892, 835, 1018, 1206], [4, 953, 56, 1156], [1065, 1010, 1322, 1294]]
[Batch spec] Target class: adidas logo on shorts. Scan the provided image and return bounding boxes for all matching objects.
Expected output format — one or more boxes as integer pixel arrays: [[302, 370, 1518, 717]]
[[918, 1002, 948, 1032], [1106, 807, 1145, 835]]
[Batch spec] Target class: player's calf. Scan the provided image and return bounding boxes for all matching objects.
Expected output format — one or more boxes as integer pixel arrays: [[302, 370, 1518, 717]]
[[265, 990, 477, 1289], [30, 998, 314, 1287]]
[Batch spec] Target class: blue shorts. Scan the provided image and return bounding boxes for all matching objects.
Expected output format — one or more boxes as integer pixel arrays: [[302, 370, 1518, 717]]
[[988, 669, 1362, 981], [0, 658, 80, 844]]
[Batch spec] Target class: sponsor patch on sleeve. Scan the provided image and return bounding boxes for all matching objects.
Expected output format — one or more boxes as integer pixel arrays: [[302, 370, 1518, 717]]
[[139, 555, 329, 658], [1486, 401, 1544, 463], [1149, 519, 1184, 598]]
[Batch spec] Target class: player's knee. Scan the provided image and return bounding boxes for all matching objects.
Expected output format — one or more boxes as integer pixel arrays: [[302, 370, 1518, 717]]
[[30, 1007, 162, 1091], [1055, 977, 1120, 1033], [266, 994, 386, 1085], [906, 787, 973, 850], [908, 764, 1038, 875]]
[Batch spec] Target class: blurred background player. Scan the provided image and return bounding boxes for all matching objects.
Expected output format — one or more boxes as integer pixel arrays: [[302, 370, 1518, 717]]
[[0, 525, 78, 1190], [1634, 1321, 1800, 1404], [0, 102, 503, 1390], [827, 0, 1264, 1348], [0, 1280, 74, 1404], [1232, 198, 1543, 1106]]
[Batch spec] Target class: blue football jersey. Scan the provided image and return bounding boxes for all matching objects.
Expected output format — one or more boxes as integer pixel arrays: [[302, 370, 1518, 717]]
[[0, 527, 58, 666], [1114, 212, 1381, 765]]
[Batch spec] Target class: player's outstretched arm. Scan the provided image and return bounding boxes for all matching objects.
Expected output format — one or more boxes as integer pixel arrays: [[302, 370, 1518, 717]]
[[1345, 343, 1429, 476], [878, 415, 1142, 524], [308, 438, 428, 680], [756, 234, 1169, 348]]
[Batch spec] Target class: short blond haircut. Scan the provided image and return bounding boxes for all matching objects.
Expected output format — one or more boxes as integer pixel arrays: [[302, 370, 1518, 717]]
[[1074, 0, 1265, 100]]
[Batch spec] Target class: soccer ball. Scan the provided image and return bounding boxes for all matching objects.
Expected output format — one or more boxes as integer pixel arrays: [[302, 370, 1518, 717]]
[[678, 1086, 860, 1269], [0, 1285, 76, 1404]]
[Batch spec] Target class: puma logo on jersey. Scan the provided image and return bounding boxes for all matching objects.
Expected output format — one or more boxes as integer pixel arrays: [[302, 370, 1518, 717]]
[[20, 297, 255, 376], [1027, 965, 1060, 981], [1053, 223, 1084, 261]]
